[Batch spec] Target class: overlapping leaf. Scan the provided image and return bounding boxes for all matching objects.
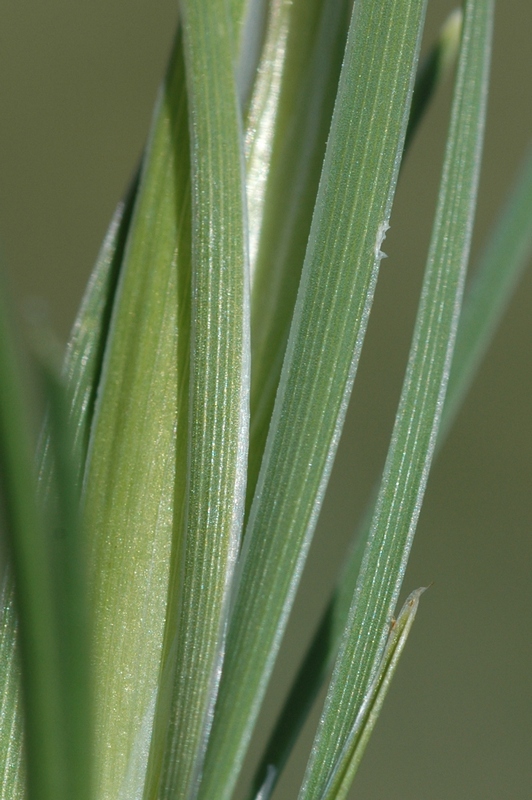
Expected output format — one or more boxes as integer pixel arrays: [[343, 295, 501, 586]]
[[246, 0, 350, 511], [198, 3, 427, 799], [298, 4, 494, 797]]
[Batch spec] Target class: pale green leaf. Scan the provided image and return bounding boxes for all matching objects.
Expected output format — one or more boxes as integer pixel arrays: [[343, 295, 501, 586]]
[[151, 3, 249, 799], [298, 4, 494, 798], [0, 167, 137, 800], [246, 0, 349, 512], [82, 34, 192, 800], [198, 3, 427, 799], [60, 175, 138, 488]]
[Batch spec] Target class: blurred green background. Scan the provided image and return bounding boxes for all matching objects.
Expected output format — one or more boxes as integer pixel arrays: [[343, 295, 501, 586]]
[[0, 2, 530, 798]]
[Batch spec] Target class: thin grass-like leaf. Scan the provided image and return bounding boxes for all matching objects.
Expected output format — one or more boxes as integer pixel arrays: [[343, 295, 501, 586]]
[[248, 13, 467, 784], [32, 340, 91, 800], [152, 3, 249, 798], [82, 34, 192, 800], [298, 5, 493, 797], [42, 163, 136, 800], [249, 502, 370, 800], [60, 175, 138, 487], [246, 0, 304, 277], [318, 589, 425, 800], [36, 175, 137, 546], [0, 276, 65, 800], [231, 0, 257, 60], [252, 766, 278, 800], [246, 0, 349, 511], [0, 172, 137, 800], [245, 2, 460, 521], [198, 4, 427, 800]]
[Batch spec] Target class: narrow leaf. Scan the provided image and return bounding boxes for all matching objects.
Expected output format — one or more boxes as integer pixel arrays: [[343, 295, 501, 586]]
[[82, 34, 192, 800], [199, 4, 427, 800], [248, 17, 471, 783], [36, 174, 137, 554], [319, 589, 425, 800], [252, 71, 532, 800], [153, 3, 249, 799], [298, 5, 493, 798], [0, 170, 137, 800], [0, 275, 65, 800], [252, 765, 278, 800], [245, 1, 460, 520], [60, 174, 138, 487], [32, 338, 91, 800], [246, 0, 349, 512]]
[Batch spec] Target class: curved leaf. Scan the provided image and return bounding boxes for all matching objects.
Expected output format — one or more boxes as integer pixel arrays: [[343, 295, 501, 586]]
[[82, 35, 192, 800], [198, 3, 427, 799], [298, 5, 494, 797], [319, 589, 425, 800], [0, 274, 65, 800], [152, 2, 249, 798]]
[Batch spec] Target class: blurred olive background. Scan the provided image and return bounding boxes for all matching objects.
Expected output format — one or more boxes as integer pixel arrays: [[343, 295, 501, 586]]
[[0, 2, 530, 799]]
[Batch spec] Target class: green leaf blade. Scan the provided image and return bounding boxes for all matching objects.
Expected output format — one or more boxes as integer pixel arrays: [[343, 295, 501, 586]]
[[33, 341, 92, 800], [0, 276, 65, 800], [0, 156, 137, 800], [320, 589, 425, 800], [199, 3, 427, 799], [60, 175, 138, 489], [246, 0, 349, 513], [154, 3, 249, 798], [82, 36, 192, 800], [298, 4, 494, 798]]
